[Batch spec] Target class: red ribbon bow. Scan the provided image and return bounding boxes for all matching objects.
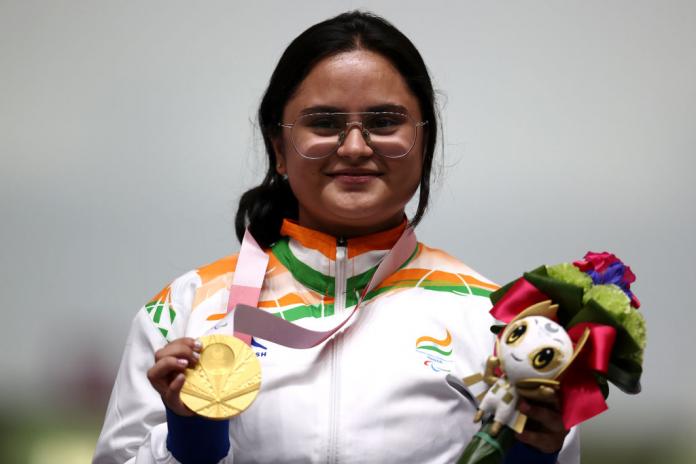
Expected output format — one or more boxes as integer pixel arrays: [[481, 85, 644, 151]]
[[561, 323, 616, 429]]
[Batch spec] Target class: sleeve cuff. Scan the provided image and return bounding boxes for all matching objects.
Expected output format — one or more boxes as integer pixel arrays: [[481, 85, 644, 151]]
[[503, 441, 559, 464], [166, 407, 230, 464]]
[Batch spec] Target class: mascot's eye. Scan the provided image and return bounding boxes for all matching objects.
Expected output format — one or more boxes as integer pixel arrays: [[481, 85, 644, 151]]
[[505, 322, 527, 345], [531, 347, 562, 372]]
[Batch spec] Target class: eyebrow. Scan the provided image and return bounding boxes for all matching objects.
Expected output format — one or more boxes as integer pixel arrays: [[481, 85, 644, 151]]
[[367, 104, 409, 114], [299, 105, 342, 115], [298, 103, 411, 115]]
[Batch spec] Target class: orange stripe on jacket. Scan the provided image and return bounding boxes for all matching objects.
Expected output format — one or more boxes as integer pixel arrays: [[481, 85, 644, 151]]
[[379, 268, 498, 290], [416, 329, 452, 347]]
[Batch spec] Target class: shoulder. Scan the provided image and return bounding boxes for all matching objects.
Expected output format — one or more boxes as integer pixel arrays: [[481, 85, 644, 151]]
[[145, 254, 238, 307], [141, 249, 284, 339], [376, 241, 499, 299], [412, 243, 497, 285], [148, 247, 280, 304], [138, 252, 241, 340]]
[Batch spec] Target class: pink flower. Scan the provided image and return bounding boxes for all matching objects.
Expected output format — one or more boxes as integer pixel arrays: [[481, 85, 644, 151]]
[[574, 252, 620, 273], [574, 252, 640, 308]]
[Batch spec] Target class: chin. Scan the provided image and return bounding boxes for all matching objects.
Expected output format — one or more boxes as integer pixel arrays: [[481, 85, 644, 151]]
[[330, 199, 382, 218], [330, 204, 402, 229]]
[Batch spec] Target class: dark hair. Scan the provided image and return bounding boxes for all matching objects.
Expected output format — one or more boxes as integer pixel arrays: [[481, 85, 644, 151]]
[[235, 10, 438, 246]]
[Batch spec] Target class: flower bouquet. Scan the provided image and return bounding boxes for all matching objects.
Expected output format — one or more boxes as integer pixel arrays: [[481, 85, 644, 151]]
[[453, 252, 646, 464]]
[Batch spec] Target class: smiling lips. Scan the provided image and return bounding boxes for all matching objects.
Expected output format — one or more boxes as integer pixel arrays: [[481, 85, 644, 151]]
[[327, 170, 382, 184]]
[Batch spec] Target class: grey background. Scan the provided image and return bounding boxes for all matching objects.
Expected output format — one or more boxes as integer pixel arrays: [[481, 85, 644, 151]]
[[1, 0, 694, 461]]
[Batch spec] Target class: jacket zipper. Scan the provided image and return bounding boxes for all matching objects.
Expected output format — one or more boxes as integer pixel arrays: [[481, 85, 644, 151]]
[[328, 237, 347, 463], [328, 332, 341, 463], [334, 236, 347, 314]]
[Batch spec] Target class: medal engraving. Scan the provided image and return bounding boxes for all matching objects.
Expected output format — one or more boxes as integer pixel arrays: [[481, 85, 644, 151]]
[[180, 334, 261, 419]]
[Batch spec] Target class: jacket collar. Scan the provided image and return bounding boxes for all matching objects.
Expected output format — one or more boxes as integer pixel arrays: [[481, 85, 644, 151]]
[[279, 219, 408, 261]]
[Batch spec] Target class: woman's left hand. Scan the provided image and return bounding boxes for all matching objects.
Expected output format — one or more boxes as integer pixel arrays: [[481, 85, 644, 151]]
[[515, 394, 568, 454]]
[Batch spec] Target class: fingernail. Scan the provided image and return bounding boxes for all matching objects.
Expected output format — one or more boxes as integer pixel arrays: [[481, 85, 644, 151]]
[[194, 339, 202, 350], [192, 351, 200, 360], [177, 358, 188, 367]]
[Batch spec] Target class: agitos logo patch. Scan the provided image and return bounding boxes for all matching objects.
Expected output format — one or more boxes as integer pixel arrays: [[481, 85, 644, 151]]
[[416, 329, 453, 373]]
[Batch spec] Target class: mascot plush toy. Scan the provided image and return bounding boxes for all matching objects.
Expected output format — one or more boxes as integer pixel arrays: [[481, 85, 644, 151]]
[[452, 252, 646, 464], [473, 300, 588, 436]]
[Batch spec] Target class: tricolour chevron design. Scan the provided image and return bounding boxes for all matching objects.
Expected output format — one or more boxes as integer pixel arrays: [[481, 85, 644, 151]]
[[145, 286, 177, 341]]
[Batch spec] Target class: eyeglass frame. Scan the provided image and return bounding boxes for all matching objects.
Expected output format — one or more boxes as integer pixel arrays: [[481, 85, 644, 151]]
[[278, 111, 428, 160]]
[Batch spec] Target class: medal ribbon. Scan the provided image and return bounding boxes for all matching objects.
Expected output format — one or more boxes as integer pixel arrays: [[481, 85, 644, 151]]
[[230, 226, 417, 349], [205, 229, 269, 345]]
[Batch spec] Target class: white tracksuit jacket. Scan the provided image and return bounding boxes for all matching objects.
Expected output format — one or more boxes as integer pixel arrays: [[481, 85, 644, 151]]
[[94, 220, 580, 463]]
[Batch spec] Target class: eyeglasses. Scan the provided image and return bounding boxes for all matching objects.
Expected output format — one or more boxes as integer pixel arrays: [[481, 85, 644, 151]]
[[278, 112, 427, 160]]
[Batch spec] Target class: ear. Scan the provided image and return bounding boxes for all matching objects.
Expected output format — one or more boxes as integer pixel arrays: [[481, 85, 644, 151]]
[[272, 136, 287, 176], [422, 128, 430, 162]]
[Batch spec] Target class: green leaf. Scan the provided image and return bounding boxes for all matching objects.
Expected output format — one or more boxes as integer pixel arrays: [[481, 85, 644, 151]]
[[607, 360, 643, 394], [523, 268, 585, 325], [546, 263, 593, 291]]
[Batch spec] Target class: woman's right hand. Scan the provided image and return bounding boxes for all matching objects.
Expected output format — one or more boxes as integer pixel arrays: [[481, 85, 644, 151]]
[[147, 337, 202, 416]]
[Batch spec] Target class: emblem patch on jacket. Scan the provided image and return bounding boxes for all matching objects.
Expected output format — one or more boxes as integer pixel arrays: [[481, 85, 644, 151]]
[[416, 329, 454, 373]]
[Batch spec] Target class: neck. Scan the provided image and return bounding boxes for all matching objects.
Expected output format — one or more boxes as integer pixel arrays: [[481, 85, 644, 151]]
[[297, 212, 407, 239]]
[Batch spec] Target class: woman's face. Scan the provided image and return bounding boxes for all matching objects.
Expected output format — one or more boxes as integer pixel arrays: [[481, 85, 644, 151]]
[[274, 50, 425, 237]]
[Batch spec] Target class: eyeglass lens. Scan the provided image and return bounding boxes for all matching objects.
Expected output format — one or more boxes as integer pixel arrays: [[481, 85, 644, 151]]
[[292, 113, 416, 159]]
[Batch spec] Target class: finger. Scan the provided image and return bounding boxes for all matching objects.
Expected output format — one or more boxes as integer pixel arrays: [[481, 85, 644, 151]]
[[518, 400, 565, 432], [515, 429, 562, 454], [154, 338, 202, 364], [164, 373, 194, 417], [154, 337, 200, 359], [521, 393, 560, 409], [147, 357, 190, 393]]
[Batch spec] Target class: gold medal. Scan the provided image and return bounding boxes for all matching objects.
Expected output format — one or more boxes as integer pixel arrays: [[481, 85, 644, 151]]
[[180, 334, 261, 419]]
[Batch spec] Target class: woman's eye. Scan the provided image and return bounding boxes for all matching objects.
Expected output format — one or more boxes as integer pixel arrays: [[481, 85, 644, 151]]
[[370, 117, 396, 128], [366, 115, 404, 132], [298, 115, 343, 134], [505, 322, 527, 345], [309, 117, 341, 129]]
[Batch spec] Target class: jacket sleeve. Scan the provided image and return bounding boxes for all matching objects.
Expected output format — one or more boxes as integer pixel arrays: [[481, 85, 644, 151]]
[[93, 274, 235, 464], [557, 426, 580, 464]]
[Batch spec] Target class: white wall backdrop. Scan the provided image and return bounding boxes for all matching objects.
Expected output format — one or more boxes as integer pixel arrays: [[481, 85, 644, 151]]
[[1, 0, 694, 458]]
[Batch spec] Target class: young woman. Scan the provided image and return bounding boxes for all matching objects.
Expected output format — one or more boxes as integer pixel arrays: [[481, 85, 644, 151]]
[[94, 11, 579, 464]]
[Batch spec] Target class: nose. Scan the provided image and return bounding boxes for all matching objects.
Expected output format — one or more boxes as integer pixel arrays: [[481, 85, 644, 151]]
[[336, 122, 374, 158]]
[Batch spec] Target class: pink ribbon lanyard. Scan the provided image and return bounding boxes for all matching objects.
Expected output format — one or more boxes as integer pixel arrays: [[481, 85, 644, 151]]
[[215, 229, 269, 346], [233, 226, 417, 349]]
